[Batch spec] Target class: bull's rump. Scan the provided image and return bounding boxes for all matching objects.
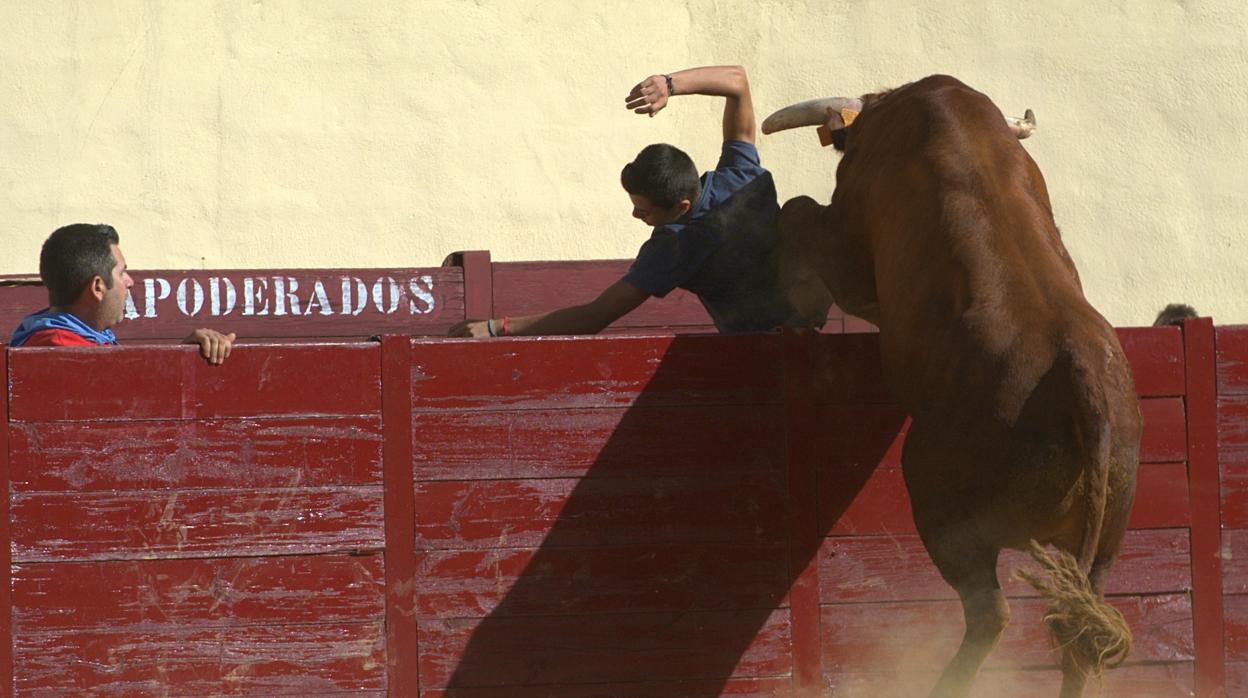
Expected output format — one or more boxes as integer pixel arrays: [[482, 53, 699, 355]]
[[836, 75, 1143, 552]]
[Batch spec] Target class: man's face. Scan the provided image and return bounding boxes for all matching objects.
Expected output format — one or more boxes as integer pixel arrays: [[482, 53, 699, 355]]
[[629, 194, 688, 227], [97, 244, 134, 329]]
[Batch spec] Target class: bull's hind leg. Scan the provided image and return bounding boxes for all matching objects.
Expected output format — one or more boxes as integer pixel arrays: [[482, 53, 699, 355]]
[[924, 536, 1009, 698]]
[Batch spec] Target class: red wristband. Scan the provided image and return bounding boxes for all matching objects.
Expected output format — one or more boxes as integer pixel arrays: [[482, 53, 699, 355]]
[[503, 316, 510, 336]]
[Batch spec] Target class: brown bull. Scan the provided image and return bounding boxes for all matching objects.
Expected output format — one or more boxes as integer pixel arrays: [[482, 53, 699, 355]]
[[765, 75, 1143, 697]]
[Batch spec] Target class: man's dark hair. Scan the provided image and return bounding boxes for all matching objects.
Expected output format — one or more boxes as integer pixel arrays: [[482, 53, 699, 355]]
[[1153, 303, 1199, 327], [39, 223, 121, 306], [620, 143, 700, 209]]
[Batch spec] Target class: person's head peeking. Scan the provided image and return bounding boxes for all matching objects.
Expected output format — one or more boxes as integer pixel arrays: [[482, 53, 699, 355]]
[[621, 143, 701, 227], [39, 223, 134, 331]]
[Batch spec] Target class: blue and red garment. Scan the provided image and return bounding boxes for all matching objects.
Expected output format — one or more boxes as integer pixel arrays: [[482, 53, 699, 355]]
[[8, 309, 117, 347]]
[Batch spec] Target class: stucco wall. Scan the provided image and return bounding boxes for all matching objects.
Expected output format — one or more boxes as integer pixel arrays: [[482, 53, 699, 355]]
[[2, 1, 1245, 326]]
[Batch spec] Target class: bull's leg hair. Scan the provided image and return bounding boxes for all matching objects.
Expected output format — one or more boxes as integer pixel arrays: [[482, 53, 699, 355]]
[[918, 535, 1009, 698]]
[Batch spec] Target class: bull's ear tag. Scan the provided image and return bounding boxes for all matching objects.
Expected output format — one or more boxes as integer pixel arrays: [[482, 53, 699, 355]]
[[816, 107, 861, 147]]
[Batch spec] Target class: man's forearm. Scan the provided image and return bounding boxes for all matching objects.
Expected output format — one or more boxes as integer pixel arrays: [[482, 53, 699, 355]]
[[667, 65, 748, 100], [506, 304, 612, 336]]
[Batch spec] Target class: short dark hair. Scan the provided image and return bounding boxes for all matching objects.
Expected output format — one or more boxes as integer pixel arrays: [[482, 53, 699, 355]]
[[39, 223, 121, 306], [1153, 303, 1199, 327], [620, 143, 700, 209]]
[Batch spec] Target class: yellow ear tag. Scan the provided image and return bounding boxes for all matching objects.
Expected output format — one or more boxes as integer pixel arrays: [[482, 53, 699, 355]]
[[840, 108, 860, 126]]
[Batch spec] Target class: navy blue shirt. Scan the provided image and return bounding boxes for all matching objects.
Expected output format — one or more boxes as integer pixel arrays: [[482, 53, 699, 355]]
[[623, 140, 827, 332]]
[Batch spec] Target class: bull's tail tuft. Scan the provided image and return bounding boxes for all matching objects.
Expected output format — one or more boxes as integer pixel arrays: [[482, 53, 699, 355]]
[[1012, 540, 1132, 679]]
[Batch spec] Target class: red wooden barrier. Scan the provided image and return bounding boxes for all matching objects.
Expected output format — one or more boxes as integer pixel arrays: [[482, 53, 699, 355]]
[[0, 323, 1234, 696]]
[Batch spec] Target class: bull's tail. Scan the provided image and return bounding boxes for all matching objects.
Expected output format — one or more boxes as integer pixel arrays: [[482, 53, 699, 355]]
[[1013, 364, 1133, 680]]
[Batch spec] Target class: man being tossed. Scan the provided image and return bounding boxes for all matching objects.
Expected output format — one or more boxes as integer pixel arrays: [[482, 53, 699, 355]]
[[449, 65, 830, 337], [9, 223, 235, 365]]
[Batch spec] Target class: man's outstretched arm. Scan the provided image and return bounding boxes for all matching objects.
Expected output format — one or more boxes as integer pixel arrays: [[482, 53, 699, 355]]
[[447, 279, 649, 338], [624, 65, 755, 144]]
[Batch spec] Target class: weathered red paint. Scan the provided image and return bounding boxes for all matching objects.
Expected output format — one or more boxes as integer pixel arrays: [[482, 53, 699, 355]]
[[2, 323, 1242, 696]]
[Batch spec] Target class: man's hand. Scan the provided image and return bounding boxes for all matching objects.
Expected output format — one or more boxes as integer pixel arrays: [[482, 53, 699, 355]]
[[447, 319, 492, 338], [184, 328, 235, 365], [625, 75, 671, 117]]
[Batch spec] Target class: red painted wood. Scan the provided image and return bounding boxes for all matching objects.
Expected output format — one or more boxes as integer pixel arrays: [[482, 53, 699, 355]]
[[8, 344, 381, 422], [0, 348, 12, 696], [411, 406, 786, 481], [413, 544, 789, 618], [11, 555, 384, 631], [12, 487, 384, 562], [422, 676, 794, 697], [413, 472, 788, 550], [1221, 529, 1248, 594], [1216, 325, 1248, 395], [1185, 317, 1226, 697], [9, 417, 382, 491], [820, 594, 1194, 674], [824, 462, 1191, 536], [1227, 661, 1248, 698], [1119, 325, 1187, 397], [819, 528, 1192, 603], [381, 335, 420, 693], [443, 251, 493, 320], [1141, 397, 1190, 462], [2, 268, 464, 341], [13, 621, 386, 693], [831, 662, 1194, 698], [412, 334, 784, 410], [1225, 594, 1248, 660], [417, 607, 792, 688], [782, 331, 826, 693]]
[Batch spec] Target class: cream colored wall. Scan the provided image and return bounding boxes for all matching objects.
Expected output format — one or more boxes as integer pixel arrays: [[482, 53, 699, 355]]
[[2, 1, 1245, 326]]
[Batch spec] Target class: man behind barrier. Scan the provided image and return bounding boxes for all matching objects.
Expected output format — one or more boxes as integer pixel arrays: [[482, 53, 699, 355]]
[[8, 223, 235, 365]]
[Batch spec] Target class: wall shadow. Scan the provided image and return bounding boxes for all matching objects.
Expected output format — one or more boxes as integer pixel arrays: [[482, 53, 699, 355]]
[[437, 332, 906, 695]]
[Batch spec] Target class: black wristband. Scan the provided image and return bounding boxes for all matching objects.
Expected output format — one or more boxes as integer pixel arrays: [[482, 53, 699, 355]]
[[664, 74, 675, 96]]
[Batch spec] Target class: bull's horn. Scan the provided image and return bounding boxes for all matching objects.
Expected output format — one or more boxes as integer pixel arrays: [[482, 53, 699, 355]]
[[1007, 109, 1036, 139], [762, 97, 864, 134]]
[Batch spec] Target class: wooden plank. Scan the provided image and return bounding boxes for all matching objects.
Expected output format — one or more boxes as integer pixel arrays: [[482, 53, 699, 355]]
[[422, 676, 794, 697], [381, 335, 420, 691], [1219, 448, 1248, 528], [11, 555, 384, 631], [417, 607, 792, 689], [1225, 594, 1248, 660], [782, 330, 824, 692], [2, 268, 464, 341], [1222, 529, 1248, 594], [412, 405, 786, 481], [12, 487, 384, 562], [411, 334, 783, 411], [831, 662, 1194, 698], [1141, 397, 1189, 462], [414, 472, 787, 550], [0, 348, 12, 696], [820, 593, 1194, 674], [8, 343, 381, 422], [1228, 660, 1248, 698], [809, 333, 892, 405], [824, 462, 1191, 536], [819, 528, 1192, 603], [413, 544, 789, 618], [1216, 325, 1248, 395], [1118, 325, 1186, 397], [8, 417, 382, 491], [491, 260, 719, 329], [13, 621, 386, 693], [1183, 316, 1225, 696], [443, 251, 492, 320]]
